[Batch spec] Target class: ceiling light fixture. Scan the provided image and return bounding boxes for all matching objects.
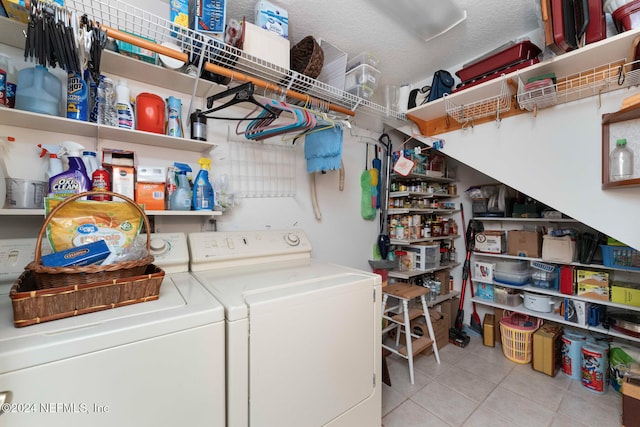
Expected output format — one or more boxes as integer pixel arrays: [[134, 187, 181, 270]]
[[368, 0, 467, 42]]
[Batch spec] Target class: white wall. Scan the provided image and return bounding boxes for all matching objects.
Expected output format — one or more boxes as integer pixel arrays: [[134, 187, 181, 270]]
[[409, 89, 640, 251]]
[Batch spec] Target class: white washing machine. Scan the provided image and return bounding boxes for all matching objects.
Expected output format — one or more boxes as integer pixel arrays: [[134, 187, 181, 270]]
[[0, 234, 225, 427], [188, 229, 382, 427]]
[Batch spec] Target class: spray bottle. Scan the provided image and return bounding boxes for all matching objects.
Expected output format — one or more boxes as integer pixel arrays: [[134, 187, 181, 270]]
[[48, 141, 91, 198], [0, 136, 15, 207], [192, 157, 214, 210], [37, 144, 64, 182], [166, 165, 177, 210], [82, 150, 99, 177], [170, 162, 192, 210]]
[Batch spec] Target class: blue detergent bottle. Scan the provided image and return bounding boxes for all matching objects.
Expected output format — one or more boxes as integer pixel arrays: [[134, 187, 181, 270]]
[[170, 162, 192, 211], [192, 157, 214, 210]]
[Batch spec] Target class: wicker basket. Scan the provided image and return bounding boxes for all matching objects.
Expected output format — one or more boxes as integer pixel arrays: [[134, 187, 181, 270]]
[[290, 35, 324, 79], [499, 312, 542, 364], [9, 191, 165, 327], [27, 191, 154, 288]]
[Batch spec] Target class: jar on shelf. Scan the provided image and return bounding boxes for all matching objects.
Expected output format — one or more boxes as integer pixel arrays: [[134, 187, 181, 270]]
[[431, 221, 442, 237], [448, 183, 457, 195]]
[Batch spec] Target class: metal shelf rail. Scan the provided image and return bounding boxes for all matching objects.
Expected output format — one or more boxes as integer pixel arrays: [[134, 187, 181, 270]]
[[64, 0, 406, 122]]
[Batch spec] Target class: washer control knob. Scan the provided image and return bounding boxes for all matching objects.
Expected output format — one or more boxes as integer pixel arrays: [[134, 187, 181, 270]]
[[150, 238, 168, 255], [284, 233, 300, 246]]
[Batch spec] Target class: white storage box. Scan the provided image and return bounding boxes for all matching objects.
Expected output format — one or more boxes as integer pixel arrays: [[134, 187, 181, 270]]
[[542, 235, 576, 263], [405, 243, 440, 270], [345, 64, 380, 99], [474, 261, 495, 282], [240, 21, 290, 69]]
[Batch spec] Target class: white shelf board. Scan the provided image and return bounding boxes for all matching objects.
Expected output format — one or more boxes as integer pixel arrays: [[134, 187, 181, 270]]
[[0, 208, 221, 217], [388, 262, 461, 280], [471, 297, 640, 343], [0, 17, 227, 100], [472, 251, 640, 273], [407, 27, 640, 123], [391, 234, 461, 245], [0, 101, 217, 152], [473, 217, 579, 223]]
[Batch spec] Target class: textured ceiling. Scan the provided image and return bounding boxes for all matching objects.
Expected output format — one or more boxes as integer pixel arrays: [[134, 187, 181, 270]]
[[226, 0, 543, 90]]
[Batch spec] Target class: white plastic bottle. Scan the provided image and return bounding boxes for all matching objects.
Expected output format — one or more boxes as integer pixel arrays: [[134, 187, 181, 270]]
[[610, 138, 634, 181], [115, 79, 135, 129]]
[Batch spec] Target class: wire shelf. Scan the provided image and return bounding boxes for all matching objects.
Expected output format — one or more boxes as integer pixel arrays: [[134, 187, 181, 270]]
[[517, 59, 637, 112], [64, 0, 406, 122], [444, 78, 512, 124]]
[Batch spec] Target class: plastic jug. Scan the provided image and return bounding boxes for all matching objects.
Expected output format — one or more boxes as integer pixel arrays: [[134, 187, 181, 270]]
[[610, 138, 634, 181], [15, 66, 62, 116]]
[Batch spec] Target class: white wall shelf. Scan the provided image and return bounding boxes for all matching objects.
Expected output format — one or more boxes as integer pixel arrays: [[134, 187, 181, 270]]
[[473, 217, 579, 223], [472, 296, 640, 344], [0, 208, 221, 217], [406, 27, 640, 135], [388, 262, 461, 280], [0, 108, 217, 152]]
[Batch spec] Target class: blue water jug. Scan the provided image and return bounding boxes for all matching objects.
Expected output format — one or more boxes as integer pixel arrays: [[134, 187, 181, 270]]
[[15, 65, 62, 116]]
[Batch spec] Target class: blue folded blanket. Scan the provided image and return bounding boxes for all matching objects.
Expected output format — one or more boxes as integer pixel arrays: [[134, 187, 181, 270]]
[[304, 127, 343, 173]]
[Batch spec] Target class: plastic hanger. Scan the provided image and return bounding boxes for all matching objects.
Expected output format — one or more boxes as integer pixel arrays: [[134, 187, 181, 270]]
[[201, 82, 280, 121]]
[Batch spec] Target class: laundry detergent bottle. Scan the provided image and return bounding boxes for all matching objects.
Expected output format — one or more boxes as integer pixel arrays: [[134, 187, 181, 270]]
[[48, 141, 91, 198], [115, 79, 135, 129], [170, 162, 192, 211], [192, 157, 214, 210]]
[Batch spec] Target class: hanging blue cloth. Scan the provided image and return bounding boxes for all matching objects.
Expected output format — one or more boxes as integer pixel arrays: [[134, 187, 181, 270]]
[[304, 127, 343, 173]]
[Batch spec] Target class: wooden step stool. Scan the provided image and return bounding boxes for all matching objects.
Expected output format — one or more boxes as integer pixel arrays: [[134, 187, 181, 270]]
[[381, 282, 440, 384]]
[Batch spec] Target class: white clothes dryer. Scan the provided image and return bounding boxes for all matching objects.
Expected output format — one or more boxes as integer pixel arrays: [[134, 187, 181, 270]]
[[0, 235, 225, 427], [188, 229, 382, 427]]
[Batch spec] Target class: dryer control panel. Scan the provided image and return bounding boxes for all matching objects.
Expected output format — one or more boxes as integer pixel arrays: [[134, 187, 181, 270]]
[[188, 229, 312, 271]]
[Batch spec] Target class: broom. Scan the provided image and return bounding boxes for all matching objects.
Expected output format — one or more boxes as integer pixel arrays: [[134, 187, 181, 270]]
[[461, 205, 483, 335]]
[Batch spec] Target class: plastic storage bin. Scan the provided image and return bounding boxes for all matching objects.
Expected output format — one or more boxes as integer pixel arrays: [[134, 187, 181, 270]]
[[494, 259, 531, 285], [601, 245, 640, 270], [494, 286, 522, 306], [405, 243, 440, 270], [344, 64, 380, 99], [346, 51, 380, 72]]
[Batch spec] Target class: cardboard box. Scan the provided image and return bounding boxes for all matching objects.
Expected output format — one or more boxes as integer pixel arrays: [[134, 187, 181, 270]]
[[474, 261, 495, 282], [116, 31, 157, 64], [439, 297, 459, 328], [102, 149, 135, 167], [112, 166, 135, 201], [255, 0, 288, 39], [398, 309, 449, 354], [483, 313, 495, 347], [476, 282, 494, 300], [194, 0, 227, 34], [240, 21, 290, 69], [474, 230, 506, 254], [507, 230, 542, 257], [623, 375, 640, 427], [433, 269, 450, 295], [135, 182, 165, 210], [564, 298, 588, 325], [532, 323, 563, 377], [41, 240, 110, 267], [576, 269, 610, 301], [612, 282, 640, 308]]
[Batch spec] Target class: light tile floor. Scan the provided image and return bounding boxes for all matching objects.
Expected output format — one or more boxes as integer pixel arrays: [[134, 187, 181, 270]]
[[382, 336, 623, 427]]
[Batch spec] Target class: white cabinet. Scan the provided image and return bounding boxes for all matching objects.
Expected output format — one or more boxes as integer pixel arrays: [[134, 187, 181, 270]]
[[470, 217, 640, 344]]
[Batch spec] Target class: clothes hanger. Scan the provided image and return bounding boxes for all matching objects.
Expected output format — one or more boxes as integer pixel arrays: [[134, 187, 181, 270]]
[[201, 82, 280, 120]]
